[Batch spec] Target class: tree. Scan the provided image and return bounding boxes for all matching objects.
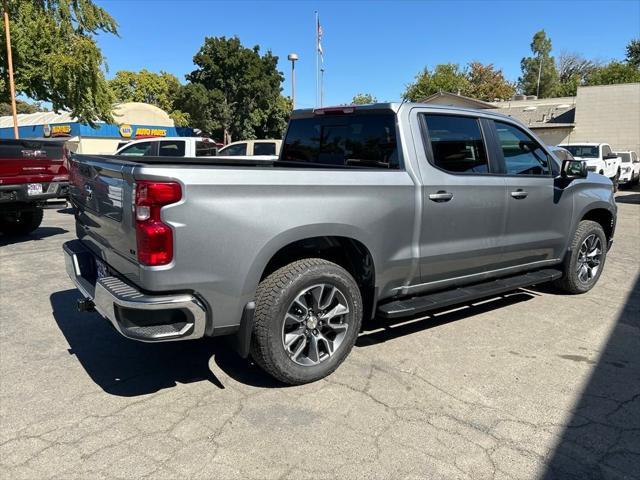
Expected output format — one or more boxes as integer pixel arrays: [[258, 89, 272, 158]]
[[351, 93, 377, 104], [555, 52, 600, 96], [178, 36, 289, 142], [0, 0, 118, 124], [403, 63, 469, 101], [109, 70, 189, 126], [0, 99, 46, 115], [586, 61, 640, 86], [518, 30, 559, 98], [626, 39, 640, 68], [466, 62, 515, 101]]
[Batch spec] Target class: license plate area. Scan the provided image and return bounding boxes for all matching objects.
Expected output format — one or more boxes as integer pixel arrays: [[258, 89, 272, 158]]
[[95, 258, 109, 280], [27, 183, 43, 196]]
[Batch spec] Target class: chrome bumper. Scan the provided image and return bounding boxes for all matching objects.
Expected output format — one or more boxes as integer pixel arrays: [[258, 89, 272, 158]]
[[63, 240, 207, 342]]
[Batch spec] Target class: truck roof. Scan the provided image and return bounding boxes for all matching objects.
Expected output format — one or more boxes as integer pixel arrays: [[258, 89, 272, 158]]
[[290, 102, 530, 126], [558, 142, 605, 146]]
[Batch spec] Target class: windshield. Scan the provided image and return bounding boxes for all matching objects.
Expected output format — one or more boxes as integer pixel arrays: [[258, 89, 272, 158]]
[[563, 145, 599, 158], [617, 153, 631, 162], [281, 112, 399, 169]]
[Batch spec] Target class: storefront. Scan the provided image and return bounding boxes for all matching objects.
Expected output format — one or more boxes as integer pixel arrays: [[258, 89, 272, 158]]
[[0, 102, 194, 154]]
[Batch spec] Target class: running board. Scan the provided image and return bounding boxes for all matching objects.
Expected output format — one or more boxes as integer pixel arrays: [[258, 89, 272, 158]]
[[377, 268, 563, 319]]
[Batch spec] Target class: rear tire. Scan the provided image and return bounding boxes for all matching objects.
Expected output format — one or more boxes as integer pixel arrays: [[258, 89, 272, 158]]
[[553, 220, 607, 294], [250, 258, 363, 385], [0, 208, 44, 235]]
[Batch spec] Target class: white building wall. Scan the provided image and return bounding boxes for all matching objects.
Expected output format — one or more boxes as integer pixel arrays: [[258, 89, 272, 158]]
[[572, 83, 640, 154]]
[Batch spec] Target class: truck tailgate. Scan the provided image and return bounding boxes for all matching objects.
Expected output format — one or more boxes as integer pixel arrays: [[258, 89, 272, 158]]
[[69, 155, 139, 278]]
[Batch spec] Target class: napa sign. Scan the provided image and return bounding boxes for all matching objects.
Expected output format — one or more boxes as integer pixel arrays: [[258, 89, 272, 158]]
[[119, 124, 168, 138]]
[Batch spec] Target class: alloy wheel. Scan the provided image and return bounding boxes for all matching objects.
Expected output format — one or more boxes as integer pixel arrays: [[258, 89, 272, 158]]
[[282, 283, 350, 366], [576, 234, 602, 284]]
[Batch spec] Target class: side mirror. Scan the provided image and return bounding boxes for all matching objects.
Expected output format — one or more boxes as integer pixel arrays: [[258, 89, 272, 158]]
[[604, 153, 618, 160], [561, 159, 587, 179]]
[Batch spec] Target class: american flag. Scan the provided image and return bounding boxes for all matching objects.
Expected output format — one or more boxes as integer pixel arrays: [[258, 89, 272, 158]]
[[317, 16, 324, 61]]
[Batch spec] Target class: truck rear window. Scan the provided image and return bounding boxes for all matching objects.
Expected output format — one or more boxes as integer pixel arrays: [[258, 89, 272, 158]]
[[0, 140, 64, 160], [281, 113, 399, 169]]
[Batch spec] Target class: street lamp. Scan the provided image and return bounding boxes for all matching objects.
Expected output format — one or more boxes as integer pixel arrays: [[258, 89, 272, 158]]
[[287, 53, 299, 109]]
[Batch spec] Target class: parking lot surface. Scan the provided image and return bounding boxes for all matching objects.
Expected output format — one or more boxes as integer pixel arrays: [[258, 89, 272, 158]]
[[1, 188, 639, 480]]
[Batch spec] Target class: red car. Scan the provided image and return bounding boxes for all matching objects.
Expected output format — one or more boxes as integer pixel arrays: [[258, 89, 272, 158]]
[[0, 139, 69, 235]]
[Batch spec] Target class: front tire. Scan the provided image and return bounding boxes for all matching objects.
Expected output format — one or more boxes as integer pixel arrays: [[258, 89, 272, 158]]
[[250, 258, 363, 385], [0, 208, 44, 235], [553, 220, 607, 294]]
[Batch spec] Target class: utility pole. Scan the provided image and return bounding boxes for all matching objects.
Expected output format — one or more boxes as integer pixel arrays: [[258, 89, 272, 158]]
[[2, 0, 19, 138], [287, 53, 298, 109]]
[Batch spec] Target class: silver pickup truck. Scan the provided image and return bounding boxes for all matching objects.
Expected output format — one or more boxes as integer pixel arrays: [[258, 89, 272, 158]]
[[63, 103, 616, 385]]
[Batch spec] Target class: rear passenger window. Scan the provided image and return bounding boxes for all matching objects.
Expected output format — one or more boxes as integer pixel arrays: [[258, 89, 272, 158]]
[[254, 142, 276, 156], [495, 122, 551, 176], [423, 115, 489, 174], [158, 140, 185, 157], [196, 141, 217, 157]]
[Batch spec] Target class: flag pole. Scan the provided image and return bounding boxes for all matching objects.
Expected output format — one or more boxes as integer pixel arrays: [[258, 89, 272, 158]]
[[315, 10, 319, 108], [2, 0, 19, 139]]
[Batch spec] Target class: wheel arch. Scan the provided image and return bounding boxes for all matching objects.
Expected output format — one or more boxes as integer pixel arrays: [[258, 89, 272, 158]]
[[244, 226, 378, 321]]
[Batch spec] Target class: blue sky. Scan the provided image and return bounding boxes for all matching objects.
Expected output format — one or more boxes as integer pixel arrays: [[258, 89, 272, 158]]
[[95, 0, 639, 108]]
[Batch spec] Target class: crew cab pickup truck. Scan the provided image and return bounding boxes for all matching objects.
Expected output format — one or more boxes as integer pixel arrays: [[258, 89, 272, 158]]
[[559, 143, 622, 187], [1, 139, 69, 235], [63, 104, 616, 384]]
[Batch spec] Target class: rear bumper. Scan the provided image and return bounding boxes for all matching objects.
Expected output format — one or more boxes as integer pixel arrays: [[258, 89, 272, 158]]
[[0, 181, 68, 204], [63, 239, 207, 342]]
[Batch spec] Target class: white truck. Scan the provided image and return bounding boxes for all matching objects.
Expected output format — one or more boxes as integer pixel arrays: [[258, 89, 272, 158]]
[[559, 143, 622, 187], [115, 137, 219, 158], [615, 151, 640, 186]]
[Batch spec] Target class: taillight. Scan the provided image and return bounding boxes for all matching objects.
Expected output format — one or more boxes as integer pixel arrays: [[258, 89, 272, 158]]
[[135, 181, 182, 266]]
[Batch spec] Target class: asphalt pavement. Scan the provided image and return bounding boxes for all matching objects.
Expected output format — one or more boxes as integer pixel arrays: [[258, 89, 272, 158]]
[[1, 187, 638, 479]]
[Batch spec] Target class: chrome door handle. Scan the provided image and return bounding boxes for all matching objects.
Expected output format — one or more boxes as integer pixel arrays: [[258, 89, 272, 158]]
[[510, 189, 528, 199], [428, 191, 454, 202]]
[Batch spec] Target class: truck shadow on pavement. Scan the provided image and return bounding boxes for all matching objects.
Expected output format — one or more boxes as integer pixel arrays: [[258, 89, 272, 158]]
[[51, 288, 539, 395], [50, 289, 284, 396], [357, 291, 536, 347], [0, 227, 68, 246], [542, 273, 640, 479], [614, 193, 640, 205]]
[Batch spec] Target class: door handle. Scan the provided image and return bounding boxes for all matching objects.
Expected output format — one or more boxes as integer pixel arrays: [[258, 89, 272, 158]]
[[510, 189, 528, 199], [428, 191, 454, 202]]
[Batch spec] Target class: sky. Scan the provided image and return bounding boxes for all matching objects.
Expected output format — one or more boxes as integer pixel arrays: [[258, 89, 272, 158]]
[[95, 0, 640, 109]]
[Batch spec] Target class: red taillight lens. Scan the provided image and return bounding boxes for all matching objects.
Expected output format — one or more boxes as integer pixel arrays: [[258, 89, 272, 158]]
[[135, 181, 182, 266]]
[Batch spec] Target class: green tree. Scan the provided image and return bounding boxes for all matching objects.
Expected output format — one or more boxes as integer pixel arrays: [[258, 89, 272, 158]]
[[626, 39, 640, 68], [0, 0, 118, 124], [0, 99, 46, 115], [178, 36, 289, 142], [403, 63, 469, 101], [351, 93, 377, 104], [466, 62, 515, 101], [586, 61, 640, 86], [109, 70, 189, 126], [518, 30, 559, 98]]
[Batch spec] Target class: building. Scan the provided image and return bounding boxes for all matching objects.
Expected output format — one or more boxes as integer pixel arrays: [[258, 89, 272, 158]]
[[492, 83, 640, 153], [0, 102, 193, 154], [418, 91, 497, 110]]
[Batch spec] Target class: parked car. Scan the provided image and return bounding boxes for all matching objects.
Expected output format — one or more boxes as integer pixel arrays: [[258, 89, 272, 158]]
[[558, 143, 621, 187], [114, 137, 219, 158], [614, 151, 639, 186], [218, 139, 282, 157], [63, 104, 616, 385], [0, 139, 69, 235]]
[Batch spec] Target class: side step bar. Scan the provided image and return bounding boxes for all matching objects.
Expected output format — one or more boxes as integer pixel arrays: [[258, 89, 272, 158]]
[[377, 268, 563, 319]]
